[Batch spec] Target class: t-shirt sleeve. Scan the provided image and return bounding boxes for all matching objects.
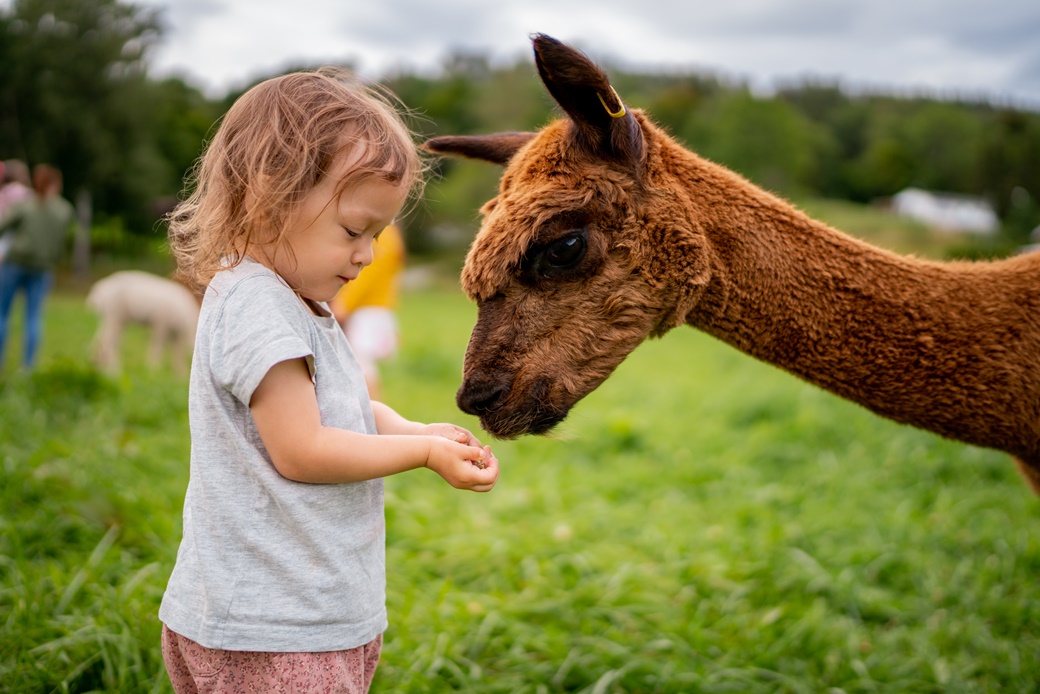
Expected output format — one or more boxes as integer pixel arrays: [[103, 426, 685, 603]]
[[208, 276, 315, 405]]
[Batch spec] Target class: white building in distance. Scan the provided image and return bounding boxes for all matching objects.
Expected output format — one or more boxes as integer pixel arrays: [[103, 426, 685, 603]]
[[890, 188, 999, 235]]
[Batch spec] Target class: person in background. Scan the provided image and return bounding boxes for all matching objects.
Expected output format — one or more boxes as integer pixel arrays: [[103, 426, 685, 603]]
[[330, 222, 405, 400], [0, 160, 32, 211], [0, 159, 33, 262], [0, 164, 75, 370]]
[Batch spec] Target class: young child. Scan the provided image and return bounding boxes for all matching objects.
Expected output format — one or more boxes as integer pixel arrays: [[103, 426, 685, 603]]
[[159, 68, 500, 693]]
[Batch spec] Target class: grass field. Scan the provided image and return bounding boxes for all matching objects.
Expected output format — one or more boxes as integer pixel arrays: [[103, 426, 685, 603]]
[[2, 213, 1039, 692]]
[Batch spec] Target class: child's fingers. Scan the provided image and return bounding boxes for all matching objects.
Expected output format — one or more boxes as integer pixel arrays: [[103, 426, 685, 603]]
[[471, 461, 499, 491], [480, 447, 498, 471], [464, 444, 485, 469], [471, 448, 499, 489], [454, 427, 482, 448]]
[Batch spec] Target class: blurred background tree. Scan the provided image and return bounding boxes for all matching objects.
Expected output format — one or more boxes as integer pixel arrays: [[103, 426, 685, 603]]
[[0, 0, 218, 264]]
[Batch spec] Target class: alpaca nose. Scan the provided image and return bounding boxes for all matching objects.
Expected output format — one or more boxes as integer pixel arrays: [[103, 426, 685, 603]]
[[457, 374, 508, 416]]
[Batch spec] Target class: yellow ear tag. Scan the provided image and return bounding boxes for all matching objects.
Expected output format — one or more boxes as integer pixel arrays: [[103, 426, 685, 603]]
[[597, 86, 627, 118]]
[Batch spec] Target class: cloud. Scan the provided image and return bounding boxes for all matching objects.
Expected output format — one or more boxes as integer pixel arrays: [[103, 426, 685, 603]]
[[130, 0, 1039, 106]]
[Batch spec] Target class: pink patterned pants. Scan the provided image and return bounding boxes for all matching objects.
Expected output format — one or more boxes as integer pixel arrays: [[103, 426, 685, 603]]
[[161, 625, 381, 693]]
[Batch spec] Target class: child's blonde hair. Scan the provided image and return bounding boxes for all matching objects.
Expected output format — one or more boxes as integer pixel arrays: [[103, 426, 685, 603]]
[[168, 67, 425, 292]]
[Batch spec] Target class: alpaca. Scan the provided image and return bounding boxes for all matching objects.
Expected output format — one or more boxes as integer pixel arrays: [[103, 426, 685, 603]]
[[86, 270, 200, 375], [425, 34, 1040, 494]]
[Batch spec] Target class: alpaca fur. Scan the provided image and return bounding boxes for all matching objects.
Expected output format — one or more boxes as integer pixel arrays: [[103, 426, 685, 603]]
[[86, 270, 200, 375], [425, 34, 1040, 494]]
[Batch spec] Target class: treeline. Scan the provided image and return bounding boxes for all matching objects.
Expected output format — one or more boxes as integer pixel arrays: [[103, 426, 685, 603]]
[[3, 0, 1039, 258], [0, 0, 223, 238], [393, 55, 1040, 250]]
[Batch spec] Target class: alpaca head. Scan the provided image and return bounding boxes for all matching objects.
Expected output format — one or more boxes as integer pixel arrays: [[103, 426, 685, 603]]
[[426, 34, 713, 438]]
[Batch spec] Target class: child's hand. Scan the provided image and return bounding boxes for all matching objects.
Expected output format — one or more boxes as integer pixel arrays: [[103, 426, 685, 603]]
[[420, 422, 483, 448], [425, 439, 499, 492]]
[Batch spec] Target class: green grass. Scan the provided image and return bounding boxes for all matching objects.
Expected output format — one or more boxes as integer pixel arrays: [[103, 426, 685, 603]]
[[2, 272, 1039, 692]]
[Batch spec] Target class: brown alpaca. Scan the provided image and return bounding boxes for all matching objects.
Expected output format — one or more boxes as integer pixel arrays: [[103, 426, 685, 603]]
[[425, 34, 1040, 494]]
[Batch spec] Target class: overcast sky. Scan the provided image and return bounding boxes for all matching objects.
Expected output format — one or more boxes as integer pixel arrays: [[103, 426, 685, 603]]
[[135, 0, 1040, 108]]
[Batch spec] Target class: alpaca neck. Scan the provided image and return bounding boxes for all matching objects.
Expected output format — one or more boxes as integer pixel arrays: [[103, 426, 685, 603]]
[[675, 155, 1040, 463]]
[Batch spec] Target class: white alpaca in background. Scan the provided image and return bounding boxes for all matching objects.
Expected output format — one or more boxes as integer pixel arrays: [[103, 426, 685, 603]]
[[86, 270, 200, 375]]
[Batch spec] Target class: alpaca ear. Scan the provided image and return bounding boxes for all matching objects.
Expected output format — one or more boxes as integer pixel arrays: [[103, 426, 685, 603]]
[[423, 132, 536, 166], [532, 33, 645, 169]]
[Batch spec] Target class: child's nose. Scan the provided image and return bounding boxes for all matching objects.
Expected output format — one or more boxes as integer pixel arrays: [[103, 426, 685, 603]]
[[353, 242, 375, 268]]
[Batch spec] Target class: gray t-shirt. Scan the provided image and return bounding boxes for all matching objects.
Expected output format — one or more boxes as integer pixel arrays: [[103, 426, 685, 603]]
[[159, 258, 386, 652]]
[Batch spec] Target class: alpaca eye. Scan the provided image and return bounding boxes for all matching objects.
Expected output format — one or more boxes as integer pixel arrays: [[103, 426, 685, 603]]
[[543, 233, 586, 269], [522, 229, 590, 283]]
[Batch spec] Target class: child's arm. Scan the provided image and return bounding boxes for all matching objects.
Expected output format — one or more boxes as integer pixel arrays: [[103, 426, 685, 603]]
[[250, 358, 499, 491], [370, 400, 484, 445]]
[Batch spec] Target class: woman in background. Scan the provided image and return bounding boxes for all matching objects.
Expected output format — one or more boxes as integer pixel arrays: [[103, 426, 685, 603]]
[[0, 164, 74, 370]]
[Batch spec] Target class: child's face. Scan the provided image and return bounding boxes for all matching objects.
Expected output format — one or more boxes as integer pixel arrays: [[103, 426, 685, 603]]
[[276, 170, 407, 303]]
